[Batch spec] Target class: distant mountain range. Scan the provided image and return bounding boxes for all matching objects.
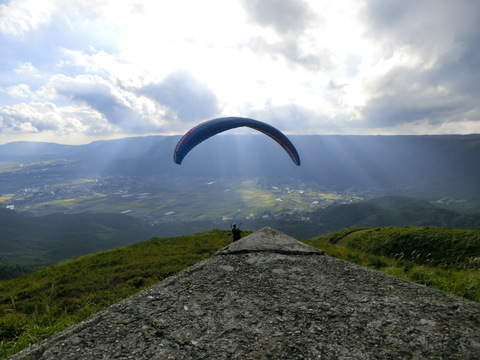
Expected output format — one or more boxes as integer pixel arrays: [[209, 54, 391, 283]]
[[1, 134, 479, 201]]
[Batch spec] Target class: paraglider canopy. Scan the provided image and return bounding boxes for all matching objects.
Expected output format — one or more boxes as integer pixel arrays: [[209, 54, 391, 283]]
[[173, 117, 301, 166]]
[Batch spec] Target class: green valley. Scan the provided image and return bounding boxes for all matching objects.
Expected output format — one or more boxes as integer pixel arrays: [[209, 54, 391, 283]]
[[3, 175, 359, 223]]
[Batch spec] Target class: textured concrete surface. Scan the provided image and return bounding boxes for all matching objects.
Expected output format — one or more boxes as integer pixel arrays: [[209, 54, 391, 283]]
[[217, 226, 324, 255], [9, 227, 480, 359]]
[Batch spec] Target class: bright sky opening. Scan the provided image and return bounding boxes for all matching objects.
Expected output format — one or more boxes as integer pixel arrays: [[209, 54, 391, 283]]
[[1, 0, 479, 144]]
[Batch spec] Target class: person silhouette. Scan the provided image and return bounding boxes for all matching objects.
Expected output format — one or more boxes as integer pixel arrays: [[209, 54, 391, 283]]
[[231, 223, 242, 242]]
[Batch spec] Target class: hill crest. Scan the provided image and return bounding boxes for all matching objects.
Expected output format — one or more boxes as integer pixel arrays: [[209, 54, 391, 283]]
[[9, 228, 480, 359]]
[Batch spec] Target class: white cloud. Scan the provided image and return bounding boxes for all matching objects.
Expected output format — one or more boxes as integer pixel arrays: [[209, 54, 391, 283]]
[[13, 62, 42, 77], [50, 74, 168, 133], [246, 36, 332, 72], [140, 70, 221, 124], [0, 0, 55, 36], [1, 0, 480, 144], [4, 84, 32, 99], [0, 101, 112, 135], [354, 0, 480, 131], [241, 0, 315, 36]]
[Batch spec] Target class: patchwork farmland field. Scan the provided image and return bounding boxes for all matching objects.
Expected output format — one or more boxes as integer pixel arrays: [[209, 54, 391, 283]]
[[10, 175, 360, 224]]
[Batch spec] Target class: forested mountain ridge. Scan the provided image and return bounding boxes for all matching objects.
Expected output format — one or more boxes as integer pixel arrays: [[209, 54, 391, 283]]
[[305, 195, 480, 233], [2, 134, 480, 201]]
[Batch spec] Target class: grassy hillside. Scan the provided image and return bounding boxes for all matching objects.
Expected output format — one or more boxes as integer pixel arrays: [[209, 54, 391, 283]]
[[0, 209, 221, 280], [3, 195, 480, 280], [0, 210, 153, 278], [305, 227, 480, 302], [338, 227, 480, 269], [1, 227, 479, 358], [0, 229, 240, 358]]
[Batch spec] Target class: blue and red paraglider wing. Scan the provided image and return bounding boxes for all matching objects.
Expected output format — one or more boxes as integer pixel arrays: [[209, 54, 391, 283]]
[[173, 117, 300, 166]]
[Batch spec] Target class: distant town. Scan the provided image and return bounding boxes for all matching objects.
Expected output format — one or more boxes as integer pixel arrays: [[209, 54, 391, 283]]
[[1, 169, 363, 224]]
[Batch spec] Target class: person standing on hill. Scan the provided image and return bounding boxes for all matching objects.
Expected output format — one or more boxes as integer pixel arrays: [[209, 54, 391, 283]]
[[231, 223, 242, 242]]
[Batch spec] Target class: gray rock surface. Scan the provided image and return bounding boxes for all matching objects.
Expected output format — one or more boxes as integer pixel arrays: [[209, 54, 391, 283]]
[[217, 226, 324, 255], [9, 227, 480, 359]]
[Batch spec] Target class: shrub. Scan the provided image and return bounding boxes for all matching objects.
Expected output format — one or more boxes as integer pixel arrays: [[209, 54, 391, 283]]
[[367, 256, 389, 269]]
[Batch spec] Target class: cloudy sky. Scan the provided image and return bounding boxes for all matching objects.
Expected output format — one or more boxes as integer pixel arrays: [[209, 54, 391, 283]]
[[1, 0, 479, 144]]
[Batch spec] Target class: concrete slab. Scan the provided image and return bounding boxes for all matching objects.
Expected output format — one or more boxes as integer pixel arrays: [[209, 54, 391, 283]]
[[216, 227, 324, 255], [9, 227, 480, 359]]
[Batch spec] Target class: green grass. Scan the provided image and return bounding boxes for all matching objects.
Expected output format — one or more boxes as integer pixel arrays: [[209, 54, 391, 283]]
[[0, 229, 242, 359], [342, 227, 480, 269], [304, 226, 480, 303], [1, 226, 479, 358]]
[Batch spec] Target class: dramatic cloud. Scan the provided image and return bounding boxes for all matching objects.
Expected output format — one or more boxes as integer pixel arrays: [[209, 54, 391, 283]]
[[241, 0, 330, 71], [357, 0, 480, 130], [52, 75, 166, 133], [0, 0, 55, 36], [246, 37, 331, 72], [247, 103, 332, 134], [0, 101, 111, 135], [241, 0, 314, 36], [140, 70, 221, 123], [0, 0, 479, 144]]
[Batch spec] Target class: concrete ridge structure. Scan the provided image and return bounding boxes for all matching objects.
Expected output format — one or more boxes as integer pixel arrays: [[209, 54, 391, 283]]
[[9, 227, 480, 359], [216, 227, 324, 256]]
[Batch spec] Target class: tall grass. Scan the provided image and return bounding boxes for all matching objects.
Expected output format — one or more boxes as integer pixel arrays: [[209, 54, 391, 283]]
[[1, 227, 478, 359], [304, 227, 480, 303], [0, 229, 237, 359]]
